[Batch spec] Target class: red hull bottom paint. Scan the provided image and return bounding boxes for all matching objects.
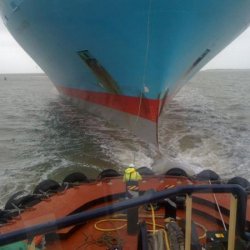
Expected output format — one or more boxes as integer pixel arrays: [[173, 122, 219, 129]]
[[56, 86, 161, 122]]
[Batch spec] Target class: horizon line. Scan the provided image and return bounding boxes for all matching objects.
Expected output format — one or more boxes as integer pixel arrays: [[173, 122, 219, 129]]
[[1, 68, 250, 75]]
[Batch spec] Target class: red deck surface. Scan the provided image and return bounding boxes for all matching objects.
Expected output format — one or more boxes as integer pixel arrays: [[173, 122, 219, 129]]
[[0, 176, 249, 249]]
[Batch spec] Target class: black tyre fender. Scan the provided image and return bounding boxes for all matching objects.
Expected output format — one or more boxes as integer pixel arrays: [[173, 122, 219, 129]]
[[227, 176, 250, 189], [33, 179, 61, 195], [63, 172, 89, 184], [5, 190, 39, 210], [165, 168, 188, 177], [97, 169, 121, 180], [196, 169, 220, 182], [137, 167, 154, 176], [0, 209, 13, 223]]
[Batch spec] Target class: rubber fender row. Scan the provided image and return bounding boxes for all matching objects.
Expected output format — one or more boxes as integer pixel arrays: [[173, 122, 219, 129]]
[[0, 168, 142, 214], [3, 168, 250, 211], [70, 167, 250, 190], [97, 167, 154, 178], [166, 168, 250, 190], [1, 168, 249, 225], [1, 170, 120, 214], [0, 173, 86, 224], [0, 168, 152, 224]]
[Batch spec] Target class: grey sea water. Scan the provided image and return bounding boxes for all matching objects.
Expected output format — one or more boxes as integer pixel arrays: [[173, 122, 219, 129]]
[[0, 70, 250, 206]]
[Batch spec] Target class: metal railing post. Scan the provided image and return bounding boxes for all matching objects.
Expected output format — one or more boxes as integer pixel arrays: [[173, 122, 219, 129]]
[[185, 194, 192, 250], [228, 194, 237, 250]]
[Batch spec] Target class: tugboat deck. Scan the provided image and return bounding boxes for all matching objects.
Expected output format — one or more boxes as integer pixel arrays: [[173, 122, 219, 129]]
[[0, 174, 249, 249]]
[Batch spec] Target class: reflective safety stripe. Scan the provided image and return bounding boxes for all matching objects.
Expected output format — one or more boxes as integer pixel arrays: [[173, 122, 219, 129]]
[[128, 186, 139, 191]]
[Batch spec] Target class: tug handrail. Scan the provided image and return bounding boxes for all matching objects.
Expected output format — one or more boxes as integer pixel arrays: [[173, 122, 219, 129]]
[[0, 184, 249, 246]]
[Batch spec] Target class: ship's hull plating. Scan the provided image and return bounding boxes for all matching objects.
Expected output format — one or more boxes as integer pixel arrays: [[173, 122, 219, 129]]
[[1, 0, 250, 143]]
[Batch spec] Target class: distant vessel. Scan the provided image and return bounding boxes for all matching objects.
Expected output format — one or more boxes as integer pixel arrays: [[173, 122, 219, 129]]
[[1, 0, 250, 143]]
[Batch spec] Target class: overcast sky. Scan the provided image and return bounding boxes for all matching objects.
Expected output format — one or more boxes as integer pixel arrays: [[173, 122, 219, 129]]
[[0, 19, 250, 73]]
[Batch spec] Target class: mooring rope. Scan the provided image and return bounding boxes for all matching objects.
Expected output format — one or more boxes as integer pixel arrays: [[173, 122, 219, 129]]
[[209, 180, 227, 231], [132, 0, 152, 164]]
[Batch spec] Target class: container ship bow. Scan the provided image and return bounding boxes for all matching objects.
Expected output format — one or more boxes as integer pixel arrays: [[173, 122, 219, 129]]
[[1, 0, 250, 143]]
